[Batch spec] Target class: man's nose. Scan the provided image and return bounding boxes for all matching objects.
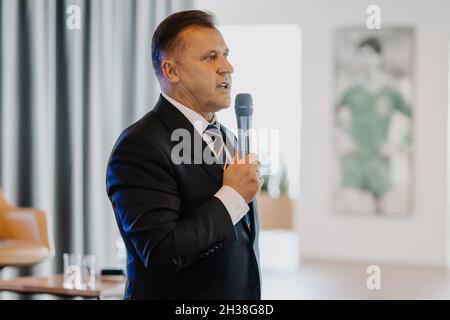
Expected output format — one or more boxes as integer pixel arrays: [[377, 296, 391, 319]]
[[218, 57, 234, 75]]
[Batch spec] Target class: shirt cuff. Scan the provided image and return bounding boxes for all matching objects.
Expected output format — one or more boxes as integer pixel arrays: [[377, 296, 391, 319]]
[[214, 186, 250, 225]]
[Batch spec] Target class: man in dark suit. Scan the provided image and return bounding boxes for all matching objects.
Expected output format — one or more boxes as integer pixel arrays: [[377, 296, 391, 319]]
[[106, 10, 263, 300]]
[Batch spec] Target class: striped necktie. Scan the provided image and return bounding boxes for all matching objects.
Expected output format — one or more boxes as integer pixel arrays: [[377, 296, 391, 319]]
[[203, 121, 251, 229], [203, 121, 234, 167]]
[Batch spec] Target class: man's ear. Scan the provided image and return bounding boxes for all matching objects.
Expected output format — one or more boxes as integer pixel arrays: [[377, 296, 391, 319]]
[[161, 59, 179, 83]]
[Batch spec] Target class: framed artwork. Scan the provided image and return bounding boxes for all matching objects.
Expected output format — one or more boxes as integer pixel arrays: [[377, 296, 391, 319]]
[[332, 27, 414, 217]]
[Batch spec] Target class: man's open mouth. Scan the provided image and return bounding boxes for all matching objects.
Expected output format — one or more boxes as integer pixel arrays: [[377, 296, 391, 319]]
[[216, 82, 230, 89]]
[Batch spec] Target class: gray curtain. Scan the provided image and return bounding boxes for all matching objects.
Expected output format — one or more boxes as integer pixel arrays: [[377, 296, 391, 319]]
[[0, 0, 194, 284]]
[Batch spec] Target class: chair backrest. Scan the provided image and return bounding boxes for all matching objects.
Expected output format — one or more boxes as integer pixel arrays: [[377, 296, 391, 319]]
[[0, 189, 53, 267], [0, 189, 10, 210]]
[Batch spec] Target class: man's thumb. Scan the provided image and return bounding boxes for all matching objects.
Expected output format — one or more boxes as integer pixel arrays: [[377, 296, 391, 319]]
[[231, 149, 239, 164]]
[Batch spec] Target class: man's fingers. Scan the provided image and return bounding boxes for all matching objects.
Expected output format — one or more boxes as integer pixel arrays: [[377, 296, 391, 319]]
[[225, 149, 240, 170], [232, 149, 239, 164], [226, 151, 259, 168], [229, 149, 239, 167], [238, 153, 258, 165]]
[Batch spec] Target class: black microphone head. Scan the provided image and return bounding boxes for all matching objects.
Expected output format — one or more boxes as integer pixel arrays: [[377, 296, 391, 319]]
[[234, 93, 253, 116]]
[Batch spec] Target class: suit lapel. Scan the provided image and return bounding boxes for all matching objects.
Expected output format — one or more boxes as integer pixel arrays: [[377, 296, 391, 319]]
[[249, 201, 258, 243], [154, 95, 224, 184]]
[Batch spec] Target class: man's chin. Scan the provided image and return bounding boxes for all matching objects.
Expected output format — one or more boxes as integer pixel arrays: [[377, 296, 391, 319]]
[[208, 96, 232, 112], [217, 102, 231, 111], [221, 96, 232, 109]]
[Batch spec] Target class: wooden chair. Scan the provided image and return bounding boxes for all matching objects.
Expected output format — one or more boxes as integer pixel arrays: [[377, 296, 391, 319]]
[[0, 190, 52, 269]]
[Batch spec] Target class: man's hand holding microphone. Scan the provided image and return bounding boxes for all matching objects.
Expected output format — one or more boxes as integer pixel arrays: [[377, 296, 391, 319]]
[[223, 151, 263, 203]]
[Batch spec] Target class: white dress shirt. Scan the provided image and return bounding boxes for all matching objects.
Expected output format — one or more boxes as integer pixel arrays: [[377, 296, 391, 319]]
[[162, 92, 249, 225]]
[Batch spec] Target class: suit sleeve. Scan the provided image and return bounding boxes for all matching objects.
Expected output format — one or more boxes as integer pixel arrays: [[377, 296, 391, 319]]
[[106, 132, 238, 274]]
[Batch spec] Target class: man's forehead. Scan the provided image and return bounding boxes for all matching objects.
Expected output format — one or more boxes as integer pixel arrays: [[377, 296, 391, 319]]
[[177, 27, 228, 53]]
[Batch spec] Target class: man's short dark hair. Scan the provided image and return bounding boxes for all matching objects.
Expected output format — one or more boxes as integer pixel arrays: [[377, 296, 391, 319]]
[[358, 37, 382, 55], [151, 10, 217, 79]]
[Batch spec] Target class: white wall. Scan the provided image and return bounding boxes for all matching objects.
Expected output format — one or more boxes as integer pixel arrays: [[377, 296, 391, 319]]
[[195, 0, 450, 266]]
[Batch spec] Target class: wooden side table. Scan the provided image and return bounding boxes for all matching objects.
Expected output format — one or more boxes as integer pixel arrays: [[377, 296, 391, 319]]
[[0, 274, 126, 299]]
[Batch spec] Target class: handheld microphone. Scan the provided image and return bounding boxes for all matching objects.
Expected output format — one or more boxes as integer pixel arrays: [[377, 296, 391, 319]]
[[234, 93, 253, 158]]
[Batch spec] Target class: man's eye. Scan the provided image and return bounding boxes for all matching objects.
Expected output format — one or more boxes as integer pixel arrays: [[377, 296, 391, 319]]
[[207, 55, 217, 61]]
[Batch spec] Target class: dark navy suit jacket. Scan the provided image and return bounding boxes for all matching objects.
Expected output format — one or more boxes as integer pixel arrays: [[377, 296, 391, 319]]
[[106, 95, 261, 300]]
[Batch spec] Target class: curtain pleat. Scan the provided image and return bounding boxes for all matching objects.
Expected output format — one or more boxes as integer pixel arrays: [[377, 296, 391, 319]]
[[16, 0, 34, 207]]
